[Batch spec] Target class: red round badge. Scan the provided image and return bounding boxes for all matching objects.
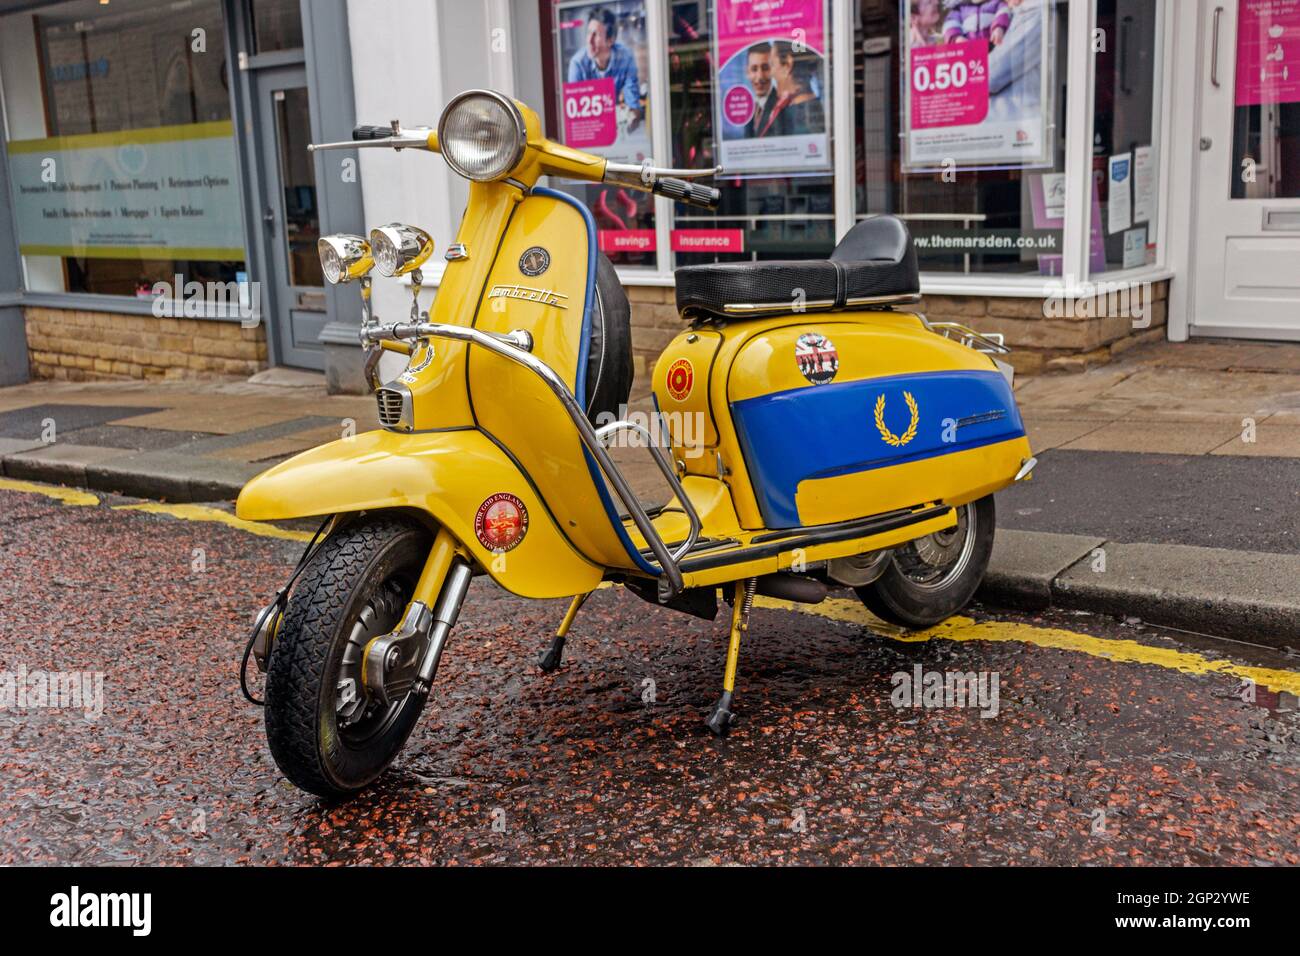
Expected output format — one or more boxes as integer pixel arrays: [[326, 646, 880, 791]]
[[474, 493, 529, 553], [666, 358, 694, 402]]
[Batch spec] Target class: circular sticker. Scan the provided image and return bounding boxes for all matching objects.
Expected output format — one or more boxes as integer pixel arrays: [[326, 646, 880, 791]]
[[519, 247, 551, 277], [795, 332, 839, 386], [722, 85, 755, 126], [474, 493, 529, 553], [665, 358, 694, 402]]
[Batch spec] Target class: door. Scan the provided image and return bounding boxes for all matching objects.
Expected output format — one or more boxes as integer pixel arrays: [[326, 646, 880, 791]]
[[256, 67, 327, 368], [1194, 0, 1300, 340]]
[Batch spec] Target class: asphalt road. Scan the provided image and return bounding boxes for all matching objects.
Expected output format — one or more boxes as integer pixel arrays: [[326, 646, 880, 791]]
[[998, 449, 1300, 554], [1, 482, 1297, 865]]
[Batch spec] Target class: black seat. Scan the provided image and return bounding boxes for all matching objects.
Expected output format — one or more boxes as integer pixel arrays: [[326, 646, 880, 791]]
[[673, 215, 919, 320]]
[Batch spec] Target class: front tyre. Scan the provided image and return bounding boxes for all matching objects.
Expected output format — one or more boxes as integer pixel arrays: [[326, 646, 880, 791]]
[[264, 516, 431, 798], [855, 495, 995, 629]]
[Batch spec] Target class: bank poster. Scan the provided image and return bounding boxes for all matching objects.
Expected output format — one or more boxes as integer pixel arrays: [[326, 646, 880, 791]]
[[1236, 0, 1300, 106], [901, 0, 1054, 170], [555, 0, 652, 166], [7, 121, 245, 260], [712, 0, 832, 174]]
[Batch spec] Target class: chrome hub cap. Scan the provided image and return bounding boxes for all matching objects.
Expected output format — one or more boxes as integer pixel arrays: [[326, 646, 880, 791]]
[[895, 503, 977, 590]]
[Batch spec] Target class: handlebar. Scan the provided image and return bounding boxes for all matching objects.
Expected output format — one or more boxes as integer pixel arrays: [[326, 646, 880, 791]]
[[313, 119, 722, 208]]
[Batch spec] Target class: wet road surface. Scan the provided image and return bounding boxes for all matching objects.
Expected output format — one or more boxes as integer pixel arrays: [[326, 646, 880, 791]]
[[1, 482, 1297, 865]]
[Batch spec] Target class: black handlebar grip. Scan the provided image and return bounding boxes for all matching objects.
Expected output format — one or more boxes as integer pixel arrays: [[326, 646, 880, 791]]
[[654, 177, 722, 210], [352, 125, 392, 141]]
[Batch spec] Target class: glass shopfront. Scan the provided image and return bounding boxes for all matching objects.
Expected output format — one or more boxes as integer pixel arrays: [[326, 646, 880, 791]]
[[1, 0, 247, 304], [537, 0, 1167, 286]]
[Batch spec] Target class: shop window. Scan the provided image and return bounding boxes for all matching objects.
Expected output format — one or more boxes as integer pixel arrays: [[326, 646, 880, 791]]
[[2, 0, 246, 301], [1230, 1, 1300, 201], [667, 0, 836, 267], [856, 0, 1070, 277], [1091, 0, 1163, 273], [251, 0, 305, 55], [543, 0, 657, 268]]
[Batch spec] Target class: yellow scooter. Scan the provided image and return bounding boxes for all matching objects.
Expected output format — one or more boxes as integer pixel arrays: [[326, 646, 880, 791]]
[[237, 90, 1036, 798]]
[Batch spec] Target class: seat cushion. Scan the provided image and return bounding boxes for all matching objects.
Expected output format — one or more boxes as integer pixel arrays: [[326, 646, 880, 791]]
[[673, 215, 919, 320]]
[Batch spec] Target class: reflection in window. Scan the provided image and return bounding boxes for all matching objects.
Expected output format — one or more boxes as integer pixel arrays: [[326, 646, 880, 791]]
[[251, 0, 305, 54], [856, 0, 1070, 276], [3, 0, 244, 300], [274, 88, 323, 288], [1091, 0, 1162, 274]]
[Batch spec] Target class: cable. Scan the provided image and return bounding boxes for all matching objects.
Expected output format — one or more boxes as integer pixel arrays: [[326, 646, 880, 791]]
[[239, 516, 333, 707]]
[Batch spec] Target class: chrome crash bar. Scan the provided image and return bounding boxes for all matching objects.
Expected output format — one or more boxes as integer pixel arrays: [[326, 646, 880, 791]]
[[361, 321, 699, 597]]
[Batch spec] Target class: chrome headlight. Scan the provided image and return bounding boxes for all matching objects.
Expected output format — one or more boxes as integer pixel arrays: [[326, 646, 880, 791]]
[[437, 90, 527, 183], [317, 234, 373, 284], [369, 224, 434, 277]]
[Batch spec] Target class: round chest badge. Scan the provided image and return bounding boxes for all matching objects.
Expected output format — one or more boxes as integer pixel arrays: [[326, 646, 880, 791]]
[[665, 358, 694, 402], [519, 247, 551, 277], [795, 332, 839, 386], [475, 493, 529, 553]]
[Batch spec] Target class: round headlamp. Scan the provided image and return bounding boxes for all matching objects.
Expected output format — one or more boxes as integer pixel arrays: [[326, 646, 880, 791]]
[[437, 90, 527, 183], [317, 235, 373, 284], [369, 224, 434, 278]]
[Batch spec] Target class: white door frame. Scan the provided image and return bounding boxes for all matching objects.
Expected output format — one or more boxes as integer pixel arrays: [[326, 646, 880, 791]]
[[1184, 0, 1300, 341]]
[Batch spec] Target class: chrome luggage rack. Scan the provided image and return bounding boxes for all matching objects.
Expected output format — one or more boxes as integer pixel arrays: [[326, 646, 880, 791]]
[[361, 321, 700, 598], [928, 321, 1010, 355]]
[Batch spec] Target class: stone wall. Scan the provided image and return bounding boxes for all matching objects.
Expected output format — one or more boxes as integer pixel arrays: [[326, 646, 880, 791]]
[[626, 280, 1170, 378], [24, 307, 268, 382]]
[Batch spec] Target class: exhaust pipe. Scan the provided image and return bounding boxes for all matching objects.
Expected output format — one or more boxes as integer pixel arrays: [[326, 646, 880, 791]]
[[755, 573, 827, 605]]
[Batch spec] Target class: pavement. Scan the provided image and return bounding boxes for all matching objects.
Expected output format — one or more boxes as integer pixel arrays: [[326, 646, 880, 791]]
[[0, 481, 1296, 865], [0, 338, 1298, 647]]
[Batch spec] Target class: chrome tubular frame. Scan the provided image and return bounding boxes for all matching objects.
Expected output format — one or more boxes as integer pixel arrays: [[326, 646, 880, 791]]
[[594, 420, 702, 562], [361, 321, 693, 596]]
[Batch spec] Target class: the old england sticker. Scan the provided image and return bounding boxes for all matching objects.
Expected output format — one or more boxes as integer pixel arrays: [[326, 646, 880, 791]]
[[665, 358, 694, 402], [475, 493, 529, 553], [795, 332, 838, 385]]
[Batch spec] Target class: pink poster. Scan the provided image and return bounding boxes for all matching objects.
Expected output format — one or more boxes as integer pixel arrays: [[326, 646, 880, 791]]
[[1236, 0, 1300, 106], [562, 78, 619, 149], [712, 0, 831, 174], [910, 45, 990, 129]]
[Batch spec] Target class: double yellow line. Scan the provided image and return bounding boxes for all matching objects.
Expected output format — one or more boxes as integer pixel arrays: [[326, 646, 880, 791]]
[[3, 477, 1298, 695]]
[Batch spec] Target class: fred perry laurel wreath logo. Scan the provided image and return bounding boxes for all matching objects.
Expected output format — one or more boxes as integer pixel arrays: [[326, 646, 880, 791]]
[[519, 246, 551, 277], [665, 358, 694, 402], [475, 493, 529, 553], [875, 391, 920, 448]]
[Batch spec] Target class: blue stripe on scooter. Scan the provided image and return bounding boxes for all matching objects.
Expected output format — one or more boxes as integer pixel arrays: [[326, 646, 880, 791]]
[[731, 368, 1025, 529], [534, 187, 659, 577]]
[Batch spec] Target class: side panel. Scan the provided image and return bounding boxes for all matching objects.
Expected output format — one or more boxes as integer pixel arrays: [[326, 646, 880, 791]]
[[723, 316, 1027, 529], [467, 189, 648, 574], [235, 429, 603, 599]]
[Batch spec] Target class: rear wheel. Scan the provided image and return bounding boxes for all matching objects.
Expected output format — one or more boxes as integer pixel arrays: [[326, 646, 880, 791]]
[[264, 516, 430, 798], [854, 495, 995, 629]]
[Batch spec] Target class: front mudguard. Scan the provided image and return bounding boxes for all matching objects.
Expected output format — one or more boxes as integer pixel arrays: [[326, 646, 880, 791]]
[[236, 428, 604, 599]]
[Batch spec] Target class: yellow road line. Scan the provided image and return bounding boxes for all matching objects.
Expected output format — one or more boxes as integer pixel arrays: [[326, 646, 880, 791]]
[[2, 477, 1297, 695], [756, 595, 1300, 696], [0, 477, 99, 507], [112, 503, 313, 542]]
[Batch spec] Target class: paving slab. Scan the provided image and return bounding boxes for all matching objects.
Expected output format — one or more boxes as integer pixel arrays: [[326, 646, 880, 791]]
[[1060, 420, 1242, 455], [979, 528, 1105, 609], [0, 437, 47, 461], [1210, 424, 1300, 458]]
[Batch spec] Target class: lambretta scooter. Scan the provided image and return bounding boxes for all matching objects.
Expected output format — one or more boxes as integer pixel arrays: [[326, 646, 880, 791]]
[[236, 89, 1036, 798]]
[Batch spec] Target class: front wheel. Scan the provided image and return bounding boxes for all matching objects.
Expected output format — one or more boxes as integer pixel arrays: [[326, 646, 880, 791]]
[[855, 495, 995, 629], [264, 516, 431, 798]]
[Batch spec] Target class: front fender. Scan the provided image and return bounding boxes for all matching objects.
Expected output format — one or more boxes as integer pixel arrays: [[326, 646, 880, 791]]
[[236, 428, 603, 599]]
